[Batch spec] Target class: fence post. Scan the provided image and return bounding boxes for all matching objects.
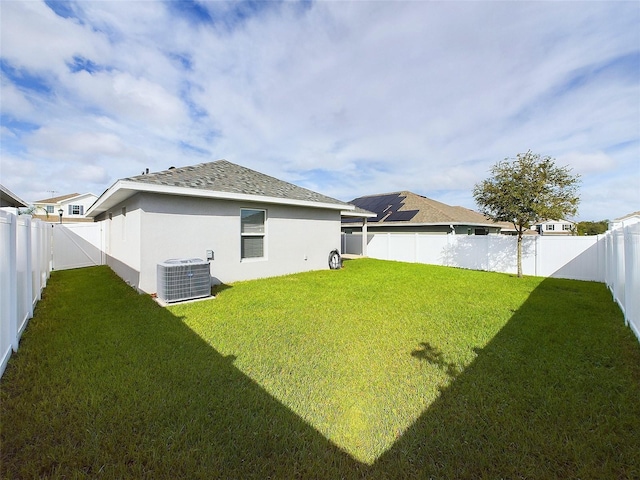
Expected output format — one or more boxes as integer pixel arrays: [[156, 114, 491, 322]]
[[25, 216, 34, 320], [623, 224, 640, 340], [9, 213, 18, 352]]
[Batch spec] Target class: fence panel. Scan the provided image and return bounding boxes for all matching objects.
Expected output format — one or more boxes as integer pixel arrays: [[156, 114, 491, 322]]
[[388, 234, 417, 263], [536, 236, 601, 281], [416, 235, 450, 265], [16, 216, 33, 337], [623, 223, 639, 340], [342, 233, 364, 255], [0, 211, 17, 378], [0, 211, 51, 379], [52, 223, 105, 270]]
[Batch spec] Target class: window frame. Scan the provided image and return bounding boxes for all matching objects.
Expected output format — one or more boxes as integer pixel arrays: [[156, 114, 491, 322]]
[[68, 204, 84, 216], [240, 208, 267, 261]]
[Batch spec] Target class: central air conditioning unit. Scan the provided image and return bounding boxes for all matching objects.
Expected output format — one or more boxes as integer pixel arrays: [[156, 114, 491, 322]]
[[157, 258, 211, 303]]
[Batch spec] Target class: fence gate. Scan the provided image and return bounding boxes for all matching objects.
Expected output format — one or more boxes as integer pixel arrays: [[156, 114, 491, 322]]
[[52, 223, 105, 271]]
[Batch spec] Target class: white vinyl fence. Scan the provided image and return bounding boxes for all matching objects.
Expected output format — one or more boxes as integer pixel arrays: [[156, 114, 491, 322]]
[[1, 214, 107, 379], [1, 211, 51, 378], [344, 233, 603, 281], [52, 222, 106, 270], [343, 228, 639, 342], [604, 222, 640, 342]]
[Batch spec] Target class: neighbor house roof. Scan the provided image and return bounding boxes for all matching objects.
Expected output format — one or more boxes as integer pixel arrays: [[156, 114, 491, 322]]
[[34, 193, 81, 204], [614, 211, 640, 221], [344, 191, 497, 227], [87, 159, 355, 217], [0, 184, 28, 208]]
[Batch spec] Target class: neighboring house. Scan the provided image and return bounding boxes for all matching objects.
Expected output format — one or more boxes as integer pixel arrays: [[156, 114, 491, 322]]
[[86, 159, 356, 294], [494, 221, 539, 236], [0, 184, 28, 209], [609, 211, 640, 230], [532, 219, 575, 236], [342, 191, 502, 235], [32, 193, 98, 223]]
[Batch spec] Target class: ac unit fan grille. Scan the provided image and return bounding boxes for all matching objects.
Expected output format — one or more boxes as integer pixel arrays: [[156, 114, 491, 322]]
[[157, 258, 211, 303]]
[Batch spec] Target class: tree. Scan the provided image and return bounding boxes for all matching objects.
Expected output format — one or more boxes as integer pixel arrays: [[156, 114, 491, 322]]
[[576, 220, 608, 236], [473, 151, 580, 277], [18, 205, 49, 217]]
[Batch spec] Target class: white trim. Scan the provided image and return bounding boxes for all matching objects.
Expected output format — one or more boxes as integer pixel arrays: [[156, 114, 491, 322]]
[[341, 209, 377, 218], [240, 207, 267, 261], [87, 180, 352, 217]]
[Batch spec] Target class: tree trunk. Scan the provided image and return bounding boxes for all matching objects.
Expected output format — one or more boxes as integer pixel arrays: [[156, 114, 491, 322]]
[[517, 232, 523, 278]]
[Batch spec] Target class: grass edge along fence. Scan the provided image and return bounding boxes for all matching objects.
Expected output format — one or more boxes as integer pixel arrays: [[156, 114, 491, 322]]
[[0, 210, 51, 379]]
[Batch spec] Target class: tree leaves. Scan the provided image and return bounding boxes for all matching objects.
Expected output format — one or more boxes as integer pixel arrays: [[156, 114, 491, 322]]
[[473, 150, 581, 276]]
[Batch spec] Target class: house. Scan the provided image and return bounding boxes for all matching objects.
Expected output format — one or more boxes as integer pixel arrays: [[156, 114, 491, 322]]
[[609, 211, 640, 230], [0, 184, 28, 209], [532, 219, 575, 236], [342, 191, 502, 235], [494, 221, 539, 236], [32, 193, 98, 223], [86, 159, 356, 294]]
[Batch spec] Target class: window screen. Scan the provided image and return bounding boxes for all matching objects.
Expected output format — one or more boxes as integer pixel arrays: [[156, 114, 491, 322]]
[[241, 209, 265, 259]]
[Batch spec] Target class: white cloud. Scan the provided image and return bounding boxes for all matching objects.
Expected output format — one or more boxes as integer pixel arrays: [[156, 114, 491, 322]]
[[1, 0, 638, 220], [0, 0, 109, 75], [0, 77, 35, 118], [559, 152, 616, 175]]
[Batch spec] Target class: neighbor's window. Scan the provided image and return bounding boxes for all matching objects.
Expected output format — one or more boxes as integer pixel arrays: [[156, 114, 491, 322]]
[[546, 224, 555, 231], [46, 205, 54, 214], [241, 209, 265, 259], [563, 224, 572, 231], [68, 205, 83, 215]]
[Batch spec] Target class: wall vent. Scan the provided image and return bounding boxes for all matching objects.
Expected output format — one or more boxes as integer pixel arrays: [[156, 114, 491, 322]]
[[157, 258, 211, 303]]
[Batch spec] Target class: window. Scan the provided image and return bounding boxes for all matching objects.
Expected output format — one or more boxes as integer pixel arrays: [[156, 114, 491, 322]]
[[46, 205, 54, 214], [68, 205, 84, 215], [241, 209, 265, 259], [563, 224, 572, 231], [546, 224, 555, 231]]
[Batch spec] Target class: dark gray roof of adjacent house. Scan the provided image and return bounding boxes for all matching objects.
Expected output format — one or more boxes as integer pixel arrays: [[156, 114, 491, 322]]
[[124, 160, 348, 206]]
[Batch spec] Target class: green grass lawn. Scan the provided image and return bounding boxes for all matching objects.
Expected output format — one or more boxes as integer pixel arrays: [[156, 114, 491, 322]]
[[2, 259, 639, 479]]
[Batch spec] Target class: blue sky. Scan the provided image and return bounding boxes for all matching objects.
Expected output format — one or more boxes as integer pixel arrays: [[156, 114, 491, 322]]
[[1, 0, 638, 221]]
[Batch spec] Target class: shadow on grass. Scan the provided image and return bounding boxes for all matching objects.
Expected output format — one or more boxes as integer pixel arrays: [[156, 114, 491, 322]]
[[373, 277, 640, 479], [211, 282, 232, 295], [2, 268, 639, 479], [411, 342, 461, 379]]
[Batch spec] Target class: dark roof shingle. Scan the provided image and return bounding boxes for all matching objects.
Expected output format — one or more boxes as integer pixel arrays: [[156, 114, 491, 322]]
[[125, 160, 347, 206]]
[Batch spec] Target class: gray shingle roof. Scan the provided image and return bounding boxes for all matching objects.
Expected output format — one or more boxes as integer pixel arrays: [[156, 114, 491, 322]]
[[125, 160, 348, 206]]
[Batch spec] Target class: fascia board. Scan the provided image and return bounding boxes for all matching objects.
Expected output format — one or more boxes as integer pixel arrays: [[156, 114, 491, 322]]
[[341, 209, 376, 218], [87, 180, 352, 216]]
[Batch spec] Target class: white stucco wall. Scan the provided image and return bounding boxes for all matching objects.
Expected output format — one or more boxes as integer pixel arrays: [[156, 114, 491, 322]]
[[102, 195, 142, 289], [102, 193, 342, 293]]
